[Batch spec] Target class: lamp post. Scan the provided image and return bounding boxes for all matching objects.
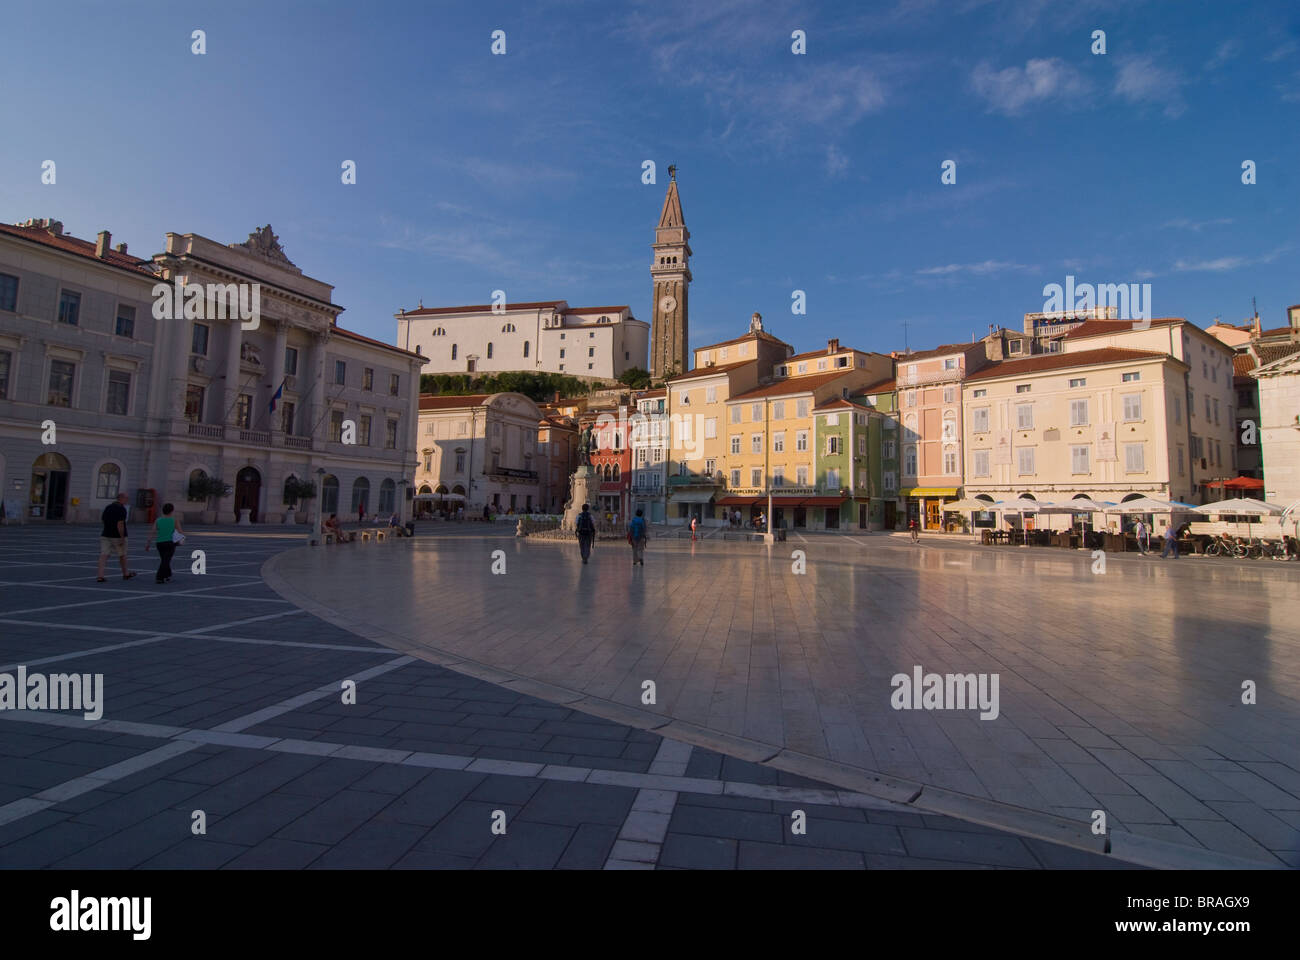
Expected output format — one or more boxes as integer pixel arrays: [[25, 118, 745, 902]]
[[397, 478, 409, 525], [312, 467, 325, 545]]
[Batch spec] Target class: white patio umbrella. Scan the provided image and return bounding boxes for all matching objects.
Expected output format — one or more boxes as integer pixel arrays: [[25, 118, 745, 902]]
[[1107, 496, 1175, 513], [1193, 497, 1282, 540], [941, 497, 997, 538], [994, 497, 1051, 545], [1038, 499, 1109, 542]]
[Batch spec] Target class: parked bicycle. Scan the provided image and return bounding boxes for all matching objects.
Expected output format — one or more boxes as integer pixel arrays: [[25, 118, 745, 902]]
[[1204, 535, 1247, 558]]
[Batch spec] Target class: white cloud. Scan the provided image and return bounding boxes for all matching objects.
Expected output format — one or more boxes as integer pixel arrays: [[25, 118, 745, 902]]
[[970, 58, 1089, 115], [1162, 217, 1233, 231], [1207, 38, 1240, 70], [1114, 55, 1186, 118], [1171, 256, 1246, 273], [916, 260, 1032, 276], [826, 144, 850, 177]]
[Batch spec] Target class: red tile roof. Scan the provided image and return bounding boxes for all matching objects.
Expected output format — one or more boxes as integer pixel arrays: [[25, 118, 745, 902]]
[[568, 305, 630, 313], [1062, 317, 1183, 339], [812, 397, 856, 412], [729, 370, 856, 401], [964, 348, 1175, 383], [696, 330, 790, 352], [783, 345, 865, 363], [664, 359, 755, 382], [0, 221, 157, 277], [1233, 354, 1257, 377], [1253, 343, 1300, 367], [855, 379, 896, 395], [401, 300, 565, 317], [894, 341, 979, 362], [418, 393, 491, 410], [1259, 326, 1292, 338]]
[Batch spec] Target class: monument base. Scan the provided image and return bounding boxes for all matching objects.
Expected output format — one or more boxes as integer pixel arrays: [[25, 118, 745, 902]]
[[561, 466, 601, 533]]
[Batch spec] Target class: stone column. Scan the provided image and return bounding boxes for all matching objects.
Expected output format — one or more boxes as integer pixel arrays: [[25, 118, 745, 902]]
[[169, 273, 194, 422], [267, 319, 287, 433], [307, 330, 329, 444], [224, 316, 243, 428]]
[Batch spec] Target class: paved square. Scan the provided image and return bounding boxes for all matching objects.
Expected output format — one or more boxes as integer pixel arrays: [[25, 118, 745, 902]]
[[0, 524, 1291, 868]]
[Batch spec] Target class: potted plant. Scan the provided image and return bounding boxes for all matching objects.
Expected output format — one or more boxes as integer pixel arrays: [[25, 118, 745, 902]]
[[282, 477, 316, 525], [188, 475, 232, 524]]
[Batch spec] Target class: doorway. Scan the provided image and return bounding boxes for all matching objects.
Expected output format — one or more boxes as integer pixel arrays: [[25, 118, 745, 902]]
[[925, 500, 940, 529], [884, 501, 897, 529], [30, 453, 70, 521], [234, 467, 261, 522]]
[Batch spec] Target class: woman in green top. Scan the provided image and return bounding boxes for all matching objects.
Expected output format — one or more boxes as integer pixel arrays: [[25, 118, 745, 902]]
[[145, 502, 185, 584]]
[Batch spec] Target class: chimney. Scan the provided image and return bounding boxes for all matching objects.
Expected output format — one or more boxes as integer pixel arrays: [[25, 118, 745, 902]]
[[43, 219, 63, 237], [827, 338, 839, 354], [1254, 311, 1262, 339], [115, 242, 127, 254], [96, 231, 111, 258]]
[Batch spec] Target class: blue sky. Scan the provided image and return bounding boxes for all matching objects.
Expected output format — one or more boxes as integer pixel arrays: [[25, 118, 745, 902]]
[[2, 0, 1297, 359]]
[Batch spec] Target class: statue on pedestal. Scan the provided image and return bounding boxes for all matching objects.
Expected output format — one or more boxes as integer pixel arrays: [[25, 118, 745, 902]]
[[577, 425, 596, 469]]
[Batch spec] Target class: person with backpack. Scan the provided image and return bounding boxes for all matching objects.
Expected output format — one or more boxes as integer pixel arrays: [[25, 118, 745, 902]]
[[628, 508, 648, 565], [576, 503, 596, 564]]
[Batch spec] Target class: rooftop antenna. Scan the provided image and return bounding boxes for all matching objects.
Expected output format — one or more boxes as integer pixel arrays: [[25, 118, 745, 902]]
[[901, 319, 910, 354]]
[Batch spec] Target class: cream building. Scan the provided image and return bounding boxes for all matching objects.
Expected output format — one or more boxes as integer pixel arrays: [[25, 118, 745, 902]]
[[962, 347, 1193, 525], [0, 219, 423, 526], [396, 300, 648, 382], [630, 388, 667, 522], [415, 392, 544, 515], [1251, 346, 1300, 506], [1059, 318, 1238, 500]]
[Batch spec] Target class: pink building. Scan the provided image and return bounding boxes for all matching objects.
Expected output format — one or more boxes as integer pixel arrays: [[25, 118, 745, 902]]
[[895, 342, 989, 529]]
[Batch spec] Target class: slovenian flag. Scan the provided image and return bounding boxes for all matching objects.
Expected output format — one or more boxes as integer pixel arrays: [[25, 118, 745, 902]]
[[268, 380, 284, 414]]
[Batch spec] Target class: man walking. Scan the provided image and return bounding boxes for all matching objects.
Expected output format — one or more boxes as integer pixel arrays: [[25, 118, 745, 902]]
[[909, 517, 919, 544], [1134, 518, 1149, 554], [97, 491, 136, 582], [1160, 522, 1179, 559], [576, 502, 596, 564], [629, 508, 647, 565]]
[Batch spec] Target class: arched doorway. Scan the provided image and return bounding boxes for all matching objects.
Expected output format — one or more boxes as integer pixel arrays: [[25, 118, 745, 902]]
[[321, 475, 339, 515], [30, 453, 71, 521], [234, 467, 261, 522]]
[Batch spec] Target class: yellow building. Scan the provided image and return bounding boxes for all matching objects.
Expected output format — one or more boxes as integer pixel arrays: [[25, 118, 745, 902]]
[[662, 313, 792, 524], [961, 347, 1191, 529], [719, 339, 892, 530]]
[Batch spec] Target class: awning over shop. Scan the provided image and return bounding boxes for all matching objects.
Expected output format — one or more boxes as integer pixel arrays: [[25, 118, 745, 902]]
[[900, 487, 959, 497], [800, 496, 847, 507], [716, 496, 759, 506], [669, 490, 717, 503]]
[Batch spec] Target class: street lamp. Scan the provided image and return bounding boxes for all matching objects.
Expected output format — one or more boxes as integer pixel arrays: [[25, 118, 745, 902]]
[[312, 467, 325, 545]]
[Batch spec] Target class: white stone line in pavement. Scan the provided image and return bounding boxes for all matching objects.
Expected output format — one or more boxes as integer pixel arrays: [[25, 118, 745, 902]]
[[0, 708, 902, 814], [211, 655, 415, 733], [0, 618, 384, 654], [0, 581, 291, 603], [0, 608, 306, 671], [0, 656, 414, 830], [605, 738, 694, 870], [0, 581, 270, 617]]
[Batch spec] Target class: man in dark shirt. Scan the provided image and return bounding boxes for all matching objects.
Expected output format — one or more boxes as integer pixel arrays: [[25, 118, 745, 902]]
[[97, 492, 135, 582]]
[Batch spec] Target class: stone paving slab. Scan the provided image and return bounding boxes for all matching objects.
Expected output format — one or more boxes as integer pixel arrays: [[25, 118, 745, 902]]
[[0, 527, 1256, 869], [265, 528, 1300, 865]]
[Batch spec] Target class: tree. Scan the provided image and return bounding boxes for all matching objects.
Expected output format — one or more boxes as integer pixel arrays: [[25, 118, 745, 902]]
[[618, 367, 652, 389]]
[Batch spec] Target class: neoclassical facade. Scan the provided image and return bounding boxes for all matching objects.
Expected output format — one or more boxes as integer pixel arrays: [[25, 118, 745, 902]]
[[0, 219, 424, 525], [414, 392, 545, 514]]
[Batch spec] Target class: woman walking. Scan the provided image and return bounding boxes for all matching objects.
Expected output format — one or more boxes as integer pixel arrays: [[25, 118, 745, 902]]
[[145, 502, 184, 583]]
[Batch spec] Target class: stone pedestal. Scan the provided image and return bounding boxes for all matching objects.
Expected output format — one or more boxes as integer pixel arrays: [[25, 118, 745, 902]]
[[562, 466, 601, 532], [237, 509, 252, 526]]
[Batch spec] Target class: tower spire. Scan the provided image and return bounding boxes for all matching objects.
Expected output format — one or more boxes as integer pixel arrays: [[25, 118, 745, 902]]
[[650, 172, 692, 380]]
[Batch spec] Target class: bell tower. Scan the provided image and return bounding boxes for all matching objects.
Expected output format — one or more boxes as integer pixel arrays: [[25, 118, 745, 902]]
[[650, 165, 691, 380]]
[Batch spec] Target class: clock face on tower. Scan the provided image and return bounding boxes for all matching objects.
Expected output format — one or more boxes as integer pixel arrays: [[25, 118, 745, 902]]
[[659, 295, 677, 313]]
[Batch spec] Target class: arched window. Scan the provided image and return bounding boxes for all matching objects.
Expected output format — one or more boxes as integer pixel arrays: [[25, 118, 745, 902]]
[[418, 484, 433, 495], [351, 477, 370, 515], [523, 341, 530, 358], [451, 344, 458, 361], [415, 345, 422, 356], [501, 323, 516, 333], [321, 475, 339, 514], [612, 464, 620, 481], [487, 342, 494, 359], [95, 463, 121, 499], [432, 327, 446, 336], [282, 474, 298, 505], [378, 478, 396, 514], [187, 468, 209, 502]]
